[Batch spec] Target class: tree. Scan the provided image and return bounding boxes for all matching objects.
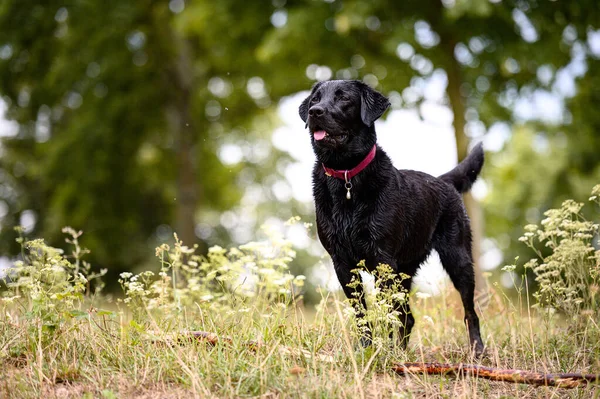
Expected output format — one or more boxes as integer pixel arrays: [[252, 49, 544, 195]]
[[0, 1, 291, 279], [481, 0, 600, 275], [485, 59, 600, 273], [1, 0, 597, 297]]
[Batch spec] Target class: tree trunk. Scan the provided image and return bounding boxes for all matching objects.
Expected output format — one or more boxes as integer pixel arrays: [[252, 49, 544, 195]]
[[167, 36, 199, 247], [443, 38, 488, 303]]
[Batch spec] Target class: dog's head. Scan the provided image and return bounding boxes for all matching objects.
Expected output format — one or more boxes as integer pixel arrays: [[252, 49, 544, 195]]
[[299, 80, 390, 166]]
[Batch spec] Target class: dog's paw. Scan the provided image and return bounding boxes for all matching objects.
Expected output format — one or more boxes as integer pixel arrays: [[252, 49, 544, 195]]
[[473, 342, 486, 359]]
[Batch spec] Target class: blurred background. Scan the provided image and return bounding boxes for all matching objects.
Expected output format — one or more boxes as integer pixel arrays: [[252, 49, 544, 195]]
[[0, 0, 598, 302]]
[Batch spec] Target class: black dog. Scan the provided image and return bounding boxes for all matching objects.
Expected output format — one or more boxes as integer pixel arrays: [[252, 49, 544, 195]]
[[299, 80, 485, 355]]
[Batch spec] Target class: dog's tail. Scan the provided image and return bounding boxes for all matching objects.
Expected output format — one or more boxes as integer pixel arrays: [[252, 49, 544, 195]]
[[438, 143, 484, 194]]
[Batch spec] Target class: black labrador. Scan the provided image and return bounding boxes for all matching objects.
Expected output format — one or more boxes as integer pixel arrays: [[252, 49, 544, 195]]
[[299, 79, 485, 355]]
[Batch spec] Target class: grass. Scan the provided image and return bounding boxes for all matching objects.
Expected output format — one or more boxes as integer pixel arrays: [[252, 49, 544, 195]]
[[2, 283, 600, 398], [2, 206, 600, 398]]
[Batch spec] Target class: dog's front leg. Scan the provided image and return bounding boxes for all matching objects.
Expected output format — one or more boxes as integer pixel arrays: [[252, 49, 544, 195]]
[[333, 261, 372, 347], [379, 274, 414, 349]]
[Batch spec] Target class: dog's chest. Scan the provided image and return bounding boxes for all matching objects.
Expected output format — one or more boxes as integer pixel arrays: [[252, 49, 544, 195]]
[[316, 194, 383, 264], [313, 163, 403, 266]]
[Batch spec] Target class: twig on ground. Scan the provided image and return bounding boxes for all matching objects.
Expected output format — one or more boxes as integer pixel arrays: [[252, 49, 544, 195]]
[[392, 362, 600, 388]]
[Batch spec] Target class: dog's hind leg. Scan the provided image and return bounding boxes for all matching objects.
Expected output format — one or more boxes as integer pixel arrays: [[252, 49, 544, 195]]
[[436, 245, 485, 356]]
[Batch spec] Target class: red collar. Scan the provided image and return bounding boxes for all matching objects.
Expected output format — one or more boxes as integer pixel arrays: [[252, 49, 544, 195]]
[[322, 145, 377, 180]]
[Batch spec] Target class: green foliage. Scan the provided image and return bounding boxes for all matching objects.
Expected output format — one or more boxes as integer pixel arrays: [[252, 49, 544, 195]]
[[2, 227, 105, 332], [483, 128, 570, 263], [0, 1, 292, 277], [484, 51, 600, 272], [517, 185, 600, 316]]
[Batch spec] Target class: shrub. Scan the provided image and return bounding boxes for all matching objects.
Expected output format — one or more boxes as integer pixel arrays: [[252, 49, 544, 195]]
[[2, 222, 307, 336], [118, 224, 307, 325], [1, 227, 106, 333], [519, 184, 600, 316]]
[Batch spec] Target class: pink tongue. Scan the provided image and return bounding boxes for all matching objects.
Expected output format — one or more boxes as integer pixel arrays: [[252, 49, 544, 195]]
[[314, 130, 327, 141]]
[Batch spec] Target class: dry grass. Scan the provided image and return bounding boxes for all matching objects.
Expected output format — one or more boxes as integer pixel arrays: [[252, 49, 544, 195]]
[[2, 285, 599, 399], [3, 220, 600, 397]]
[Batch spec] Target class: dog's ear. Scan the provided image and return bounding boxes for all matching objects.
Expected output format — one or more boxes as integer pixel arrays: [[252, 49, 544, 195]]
[[360, 83, 390, 127], [299, 82, 323, 124], [298, 96, 310, 124]]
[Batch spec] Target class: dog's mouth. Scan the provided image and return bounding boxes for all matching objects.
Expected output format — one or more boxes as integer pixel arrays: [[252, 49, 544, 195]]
[[313, 130, 348, 144]]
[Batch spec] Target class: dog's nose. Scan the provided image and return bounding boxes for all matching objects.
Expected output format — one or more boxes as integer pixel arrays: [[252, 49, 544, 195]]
[[308, 106, 324, 118]]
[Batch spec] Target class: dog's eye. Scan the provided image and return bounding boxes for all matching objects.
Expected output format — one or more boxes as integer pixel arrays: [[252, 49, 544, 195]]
[[310, 96, 319, 104], [338, 95, 350, 102]]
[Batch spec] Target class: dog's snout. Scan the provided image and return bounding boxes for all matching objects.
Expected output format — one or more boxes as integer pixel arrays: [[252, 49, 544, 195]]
[[308, 106, 325, 118]]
